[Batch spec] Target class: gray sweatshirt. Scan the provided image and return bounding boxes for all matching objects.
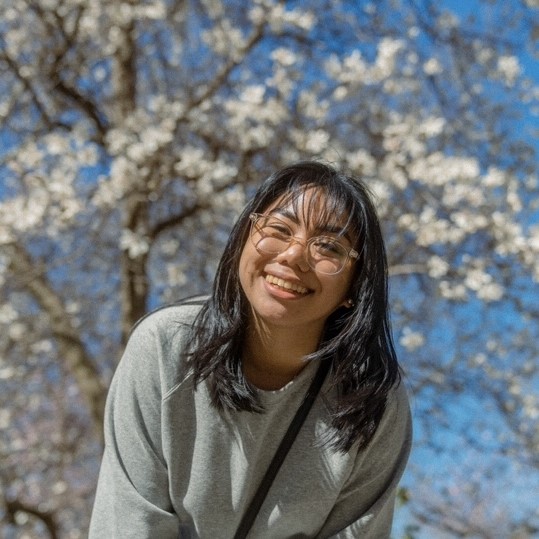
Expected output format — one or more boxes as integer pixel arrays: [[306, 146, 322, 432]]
[[89, 300, 412, 538]]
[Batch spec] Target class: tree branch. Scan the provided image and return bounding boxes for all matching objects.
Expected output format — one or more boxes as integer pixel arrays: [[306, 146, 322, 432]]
[[5, 498, 59, 539], [0, 47, 56, 130], [51, 78, 108, 139], [6, 242, 106, 442], [187, 18, 267, 110], [389, 263, 428, 276], [148, 177, 241, 240]]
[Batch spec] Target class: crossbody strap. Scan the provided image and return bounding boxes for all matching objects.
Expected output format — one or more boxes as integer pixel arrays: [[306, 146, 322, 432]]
[[233, 360, 331, 539]]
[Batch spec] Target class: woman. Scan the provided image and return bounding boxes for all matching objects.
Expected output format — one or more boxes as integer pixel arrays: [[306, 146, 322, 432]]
[[89, 161, 412, 538]]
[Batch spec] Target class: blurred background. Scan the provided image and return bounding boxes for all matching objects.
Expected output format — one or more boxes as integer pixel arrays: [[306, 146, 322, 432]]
[[0, 0, 538, 537]]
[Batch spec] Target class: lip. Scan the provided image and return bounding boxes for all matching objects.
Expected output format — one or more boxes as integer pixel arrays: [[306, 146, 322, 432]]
[[263, 272, 312, 297]]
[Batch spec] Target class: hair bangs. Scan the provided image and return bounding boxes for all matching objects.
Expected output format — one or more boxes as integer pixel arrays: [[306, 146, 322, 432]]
[[258, 178, 361, 247]]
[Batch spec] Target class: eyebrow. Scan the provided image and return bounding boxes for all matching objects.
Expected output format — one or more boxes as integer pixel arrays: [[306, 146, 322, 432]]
[[270, 208, 353, 242]]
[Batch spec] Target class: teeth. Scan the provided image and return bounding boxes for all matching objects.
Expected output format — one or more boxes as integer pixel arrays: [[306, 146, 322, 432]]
[[265, 275, 308, 294]]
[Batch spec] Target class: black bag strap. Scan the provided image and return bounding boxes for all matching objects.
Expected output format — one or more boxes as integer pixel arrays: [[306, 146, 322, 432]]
[[233, 360, 331, 539]]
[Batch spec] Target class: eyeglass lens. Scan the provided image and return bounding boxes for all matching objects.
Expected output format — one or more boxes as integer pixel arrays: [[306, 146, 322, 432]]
[[251, 215, 350, 274]]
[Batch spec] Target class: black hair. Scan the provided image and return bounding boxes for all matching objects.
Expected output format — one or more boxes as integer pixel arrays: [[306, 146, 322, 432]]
[[184, 160, 402, 452]]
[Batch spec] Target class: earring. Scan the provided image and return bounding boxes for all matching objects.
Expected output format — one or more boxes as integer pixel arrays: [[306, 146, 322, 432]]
[[346, 298, 355, 307]]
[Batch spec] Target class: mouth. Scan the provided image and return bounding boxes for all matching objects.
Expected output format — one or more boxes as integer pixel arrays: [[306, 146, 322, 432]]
[[265, 274, 310, 295]]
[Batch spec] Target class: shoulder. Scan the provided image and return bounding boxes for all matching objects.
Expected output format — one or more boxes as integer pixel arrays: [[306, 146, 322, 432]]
[[379, 379, 412, 431], [129, 295, 208, 339], [387, 378, 411, 417], [118, 295, 208, 392], [371, 379, 413, 453]]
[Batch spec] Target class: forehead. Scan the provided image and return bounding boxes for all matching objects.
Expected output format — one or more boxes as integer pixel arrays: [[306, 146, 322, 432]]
[[263, 187, 353, 234]]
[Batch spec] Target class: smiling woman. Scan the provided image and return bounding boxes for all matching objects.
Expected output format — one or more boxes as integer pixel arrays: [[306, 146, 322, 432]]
[[238, 188, 358, 386], [89, 161, 412, 538]]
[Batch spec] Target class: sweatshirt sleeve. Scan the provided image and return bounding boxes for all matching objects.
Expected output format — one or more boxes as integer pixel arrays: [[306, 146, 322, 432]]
[[319, 382, 413, 539], [88, 312, 181, 539]]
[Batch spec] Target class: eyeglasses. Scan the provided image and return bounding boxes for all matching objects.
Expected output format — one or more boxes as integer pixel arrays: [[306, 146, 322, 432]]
[[249, 213, 358, 275]]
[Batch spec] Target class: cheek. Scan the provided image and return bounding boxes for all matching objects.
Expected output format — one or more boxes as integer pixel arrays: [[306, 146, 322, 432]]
[[333, 271, 354, 299], [238, 242, 256, 291], [240, 240, 266, 271]]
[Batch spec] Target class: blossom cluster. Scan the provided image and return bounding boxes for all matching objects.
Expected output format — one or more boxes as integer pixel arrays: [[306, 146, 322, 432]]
[[1, 133, 98, 243]]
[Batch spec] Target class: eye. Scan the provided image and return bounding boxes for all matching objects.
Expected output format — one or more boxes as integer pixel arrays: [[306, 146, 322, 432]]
[[267, 226, 291, 239], [312, 238, 342, 256], [264, 220, 292, 239]]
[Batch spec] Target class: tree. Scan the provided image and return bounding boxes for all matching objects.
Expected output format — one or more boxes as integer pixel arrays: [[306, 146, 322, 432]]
[[1, 0, 538, 536]]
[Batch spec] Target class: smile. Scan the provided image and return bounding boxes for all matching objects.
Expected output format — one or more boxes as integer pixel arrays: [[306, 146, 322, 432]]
[[265, 274, 309, 295]]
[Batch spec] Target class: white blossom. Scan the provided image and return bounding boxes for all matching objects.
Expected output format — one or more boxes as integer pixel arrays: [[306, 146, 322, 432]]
[[423, 58, 443, 75], [266, 65, 295, 97], [202, 20, 246, 56], [248, 5, 266, 25], [166, 264, 187, 287], [419, 117, 446, 137], [470, 353, 487, 366], [371, 38, 405, 81], [379, 155, 408, 189], [93, 157, 140, 207], [174, 146, 207, 177], [345, 150, 377, 176], [332, 86, 348, 101], [289, 128, 330, 153], [523, 395, 539, 420], [451, 211, 488, 233], [4, 26, 28, 58], [43, 133, 70, 155], [241, 125, 276, 150], [297, 90, 329, 121], [427, 255, 450, 278], [266, 4, 316, 32], [476, 45, 495, 65], [439, 280, 468, 301], [271, 47, 297, 67], [483, 167, 507, 187], [196, 162, 238, 196], [0, 193, 47, 242], [120, 229, 150, 258], [461, 260, 504, 302], [241, 85, 266, 105], [0, 408, 10, 429], [52, 481, 68, 495], [497, 55, 521, 86], [325, 51, 367, 84], [223, 88, 288, 126], [0, 303, 18, 324], [201, 0, 226, 18], [415, 217, 466, 246], [437, 11, 460, 30], [0, 367, 16, 380], [30, 340, 54, 354], [160, 238, 180, 257], [8, 322, 26, 341], [527, 226, 539, 253], [135, 1, 167, 20], [408, 26, 420, 38], [398, 211, 469, 246], [304, 129, 330, 153], [400, 327, 425, 351]]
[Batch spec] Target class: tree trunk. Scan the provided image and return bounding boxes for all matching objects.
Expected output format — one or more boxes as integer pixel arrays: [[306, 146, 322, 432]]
[[7, 243, 106, 443]]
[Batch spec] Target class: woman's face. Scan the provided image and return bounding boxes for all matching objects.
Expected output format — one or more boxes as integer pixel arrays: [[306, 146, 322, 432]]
[[238, 188, 356, 336]]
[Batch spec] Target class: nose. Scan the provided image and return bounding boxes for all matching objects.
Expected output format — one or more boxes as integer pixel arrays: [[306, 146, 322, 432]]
[[275, 239, 310, 272]]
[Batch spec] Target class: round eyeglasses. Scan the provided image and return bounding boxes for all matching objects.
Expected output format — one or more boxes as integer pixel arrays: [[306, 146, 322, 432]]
[[249, 213, 358, 275]]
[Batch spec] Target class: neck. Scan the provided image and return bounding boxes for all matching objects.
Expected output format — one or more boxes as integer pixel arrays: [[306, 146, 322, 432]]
[[242, 315, 323, 390]]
